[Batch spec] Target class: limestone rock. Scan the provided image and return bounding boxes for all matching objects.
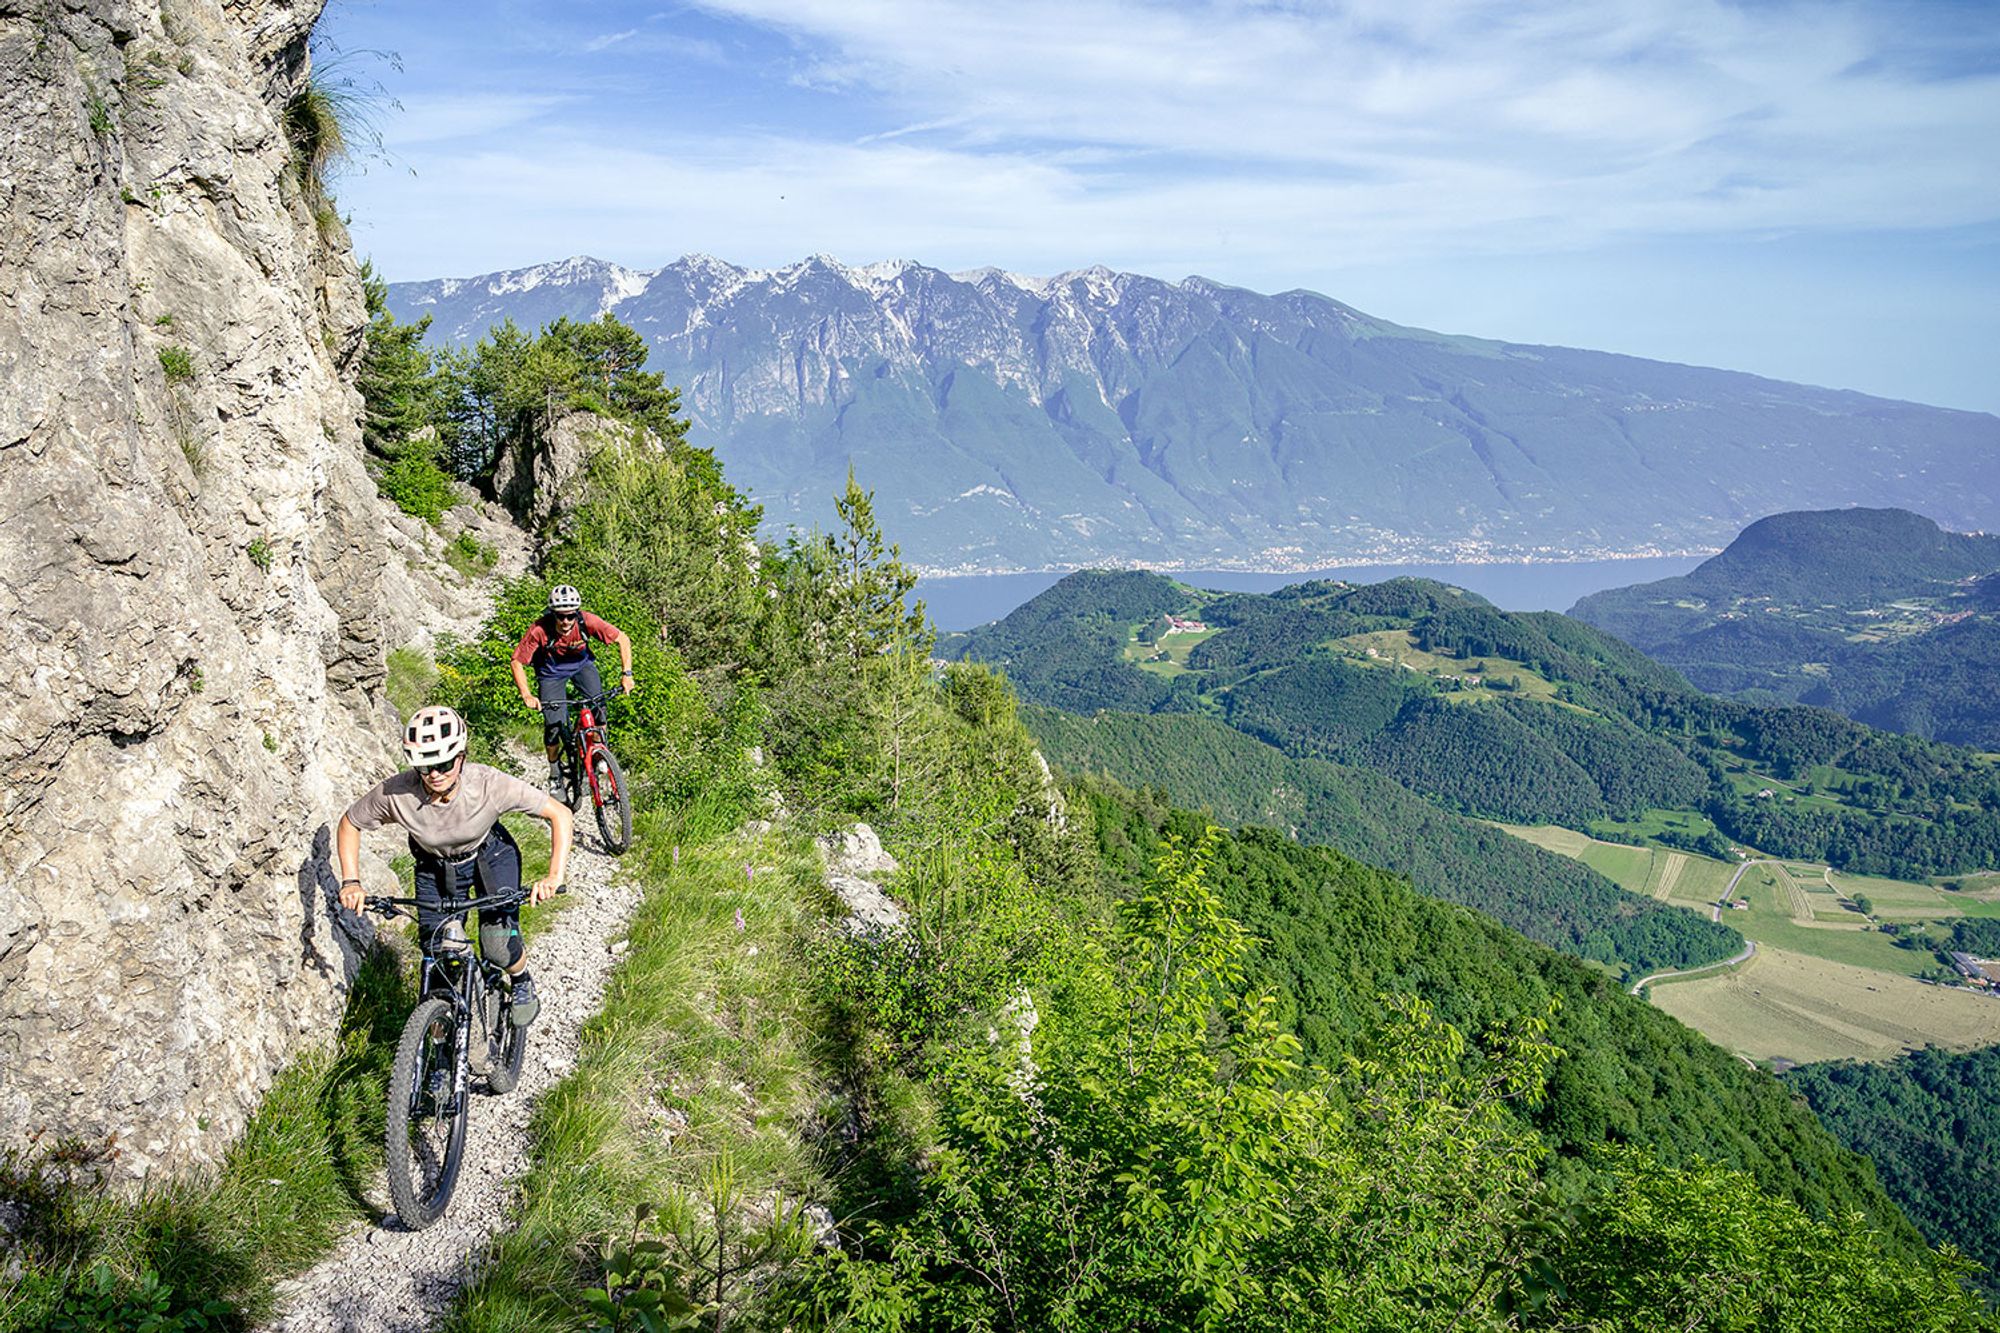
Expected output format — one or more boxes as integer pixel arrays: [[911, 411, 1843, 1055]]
[[492, 409, 644, 533], [0, 0, 403, 1180], [816, 823, 904, 932]]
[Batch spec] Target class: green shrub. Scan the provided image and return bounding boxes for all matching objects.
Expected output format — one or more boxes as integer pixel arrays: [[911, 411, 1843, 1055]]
[[378, 447, 455, 524], [247, 537, 272, 571], [157, 345, 195, 384], [444, 530, 498, 580], [46, 1260, 229, 1332], [437, 574, 751, 816]]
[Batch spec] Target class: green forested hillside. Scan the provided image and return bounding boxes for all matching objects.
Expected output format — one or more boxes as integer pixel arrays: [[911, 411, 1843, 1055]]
[[952, 569, 2000, 885], [1573, 508, 2000, 748], [1081, 783, 1917, 1244], [1788, 1046, 2000, 1300], [1023, 705, 1741, 974]]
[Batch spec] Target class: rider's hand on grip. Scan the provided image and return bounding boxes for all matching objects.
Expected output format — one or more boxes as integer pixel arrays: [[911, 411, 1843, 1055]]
[[529, 875, 562, 905]]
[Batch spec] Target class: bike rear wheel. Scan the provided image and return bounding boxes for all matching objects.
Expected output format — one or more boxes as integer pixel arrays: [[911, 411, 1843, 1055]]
[[385, 996, 468, 1229], [590, 746, 632, 854]]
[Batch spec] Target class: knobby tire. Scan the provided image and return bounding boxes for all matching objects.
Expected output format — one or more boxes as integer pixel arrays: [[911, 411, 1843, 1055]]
[[385, 996, 468, 1229], [485, 980, 529, 1095]]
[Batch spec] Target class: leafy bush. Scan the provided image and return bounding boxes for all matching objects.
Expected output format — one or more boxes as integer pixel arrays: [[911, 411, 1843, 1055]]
[[157, 345, 195, 384], [45, 1261, 229, 1332], [444, 530, 498, 579], [436, 573, 752, 820], [378, 444, 455, 524]]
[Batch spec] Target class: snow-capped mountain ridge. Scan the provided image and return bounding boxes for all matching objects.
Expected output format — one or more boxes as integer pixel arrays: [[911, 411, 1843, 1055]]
[[387, 254, 2000, 574]]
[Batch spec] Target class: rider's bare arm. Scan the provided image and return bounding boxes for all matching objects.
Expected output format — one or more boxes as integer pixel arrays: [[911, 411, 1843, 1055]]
[[535, 798, 574, 902], [334, 815, 365, 911], [612, 629, 634, 690], [510, 658, 539, 712]]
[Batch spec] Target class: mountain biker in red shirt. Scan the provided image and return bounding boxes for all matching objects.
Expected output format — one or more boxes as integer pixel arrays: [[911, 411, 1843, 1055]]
[[511, 584, 634, 802], [335, 706, 572, 1026]]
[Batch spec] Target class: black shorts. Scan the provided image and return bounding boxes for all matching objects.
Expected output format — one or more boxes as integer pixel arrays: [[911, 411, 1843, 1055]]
[[410, 824, 524, 965], [538, 660, 605, 746]]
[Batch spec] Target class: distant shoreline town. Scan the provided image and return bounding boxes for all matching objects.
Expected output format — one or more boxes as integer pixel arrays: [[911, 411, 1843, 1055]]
[[909, 545, 1724, 579]]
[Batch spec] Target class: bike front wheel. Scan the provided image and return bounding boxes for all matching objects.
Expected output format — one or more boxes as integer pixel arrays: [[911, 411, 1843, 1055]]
[[590, 746, 632, 854], [385, 996, 469, 1229], [484, 979, 529, 1095]]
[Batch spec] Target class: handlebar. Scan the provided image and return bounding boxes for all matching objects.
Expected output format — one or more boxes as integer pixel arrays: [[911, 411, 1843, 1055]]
[[364, 886, 564, 918]]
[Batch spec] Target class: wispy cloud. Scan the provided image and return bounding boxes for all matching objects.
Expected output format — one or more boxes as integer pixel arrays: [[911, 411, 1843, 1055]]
[[328, 0, 2000, 412], [388, 92, 568, 146], [675, 0, 2000, 241]]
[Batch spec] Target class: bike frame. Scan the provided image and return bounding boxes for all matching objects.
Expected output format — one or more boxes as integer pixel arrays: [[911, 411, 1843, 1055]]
[[560, 696, 617, 806], [368, 889, 528, 1104]]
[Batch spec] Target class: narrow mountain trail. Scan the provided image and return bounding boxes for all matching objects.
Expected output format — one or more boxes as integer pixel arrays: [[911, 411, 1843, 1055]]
[[260, 826, 639, 1333]]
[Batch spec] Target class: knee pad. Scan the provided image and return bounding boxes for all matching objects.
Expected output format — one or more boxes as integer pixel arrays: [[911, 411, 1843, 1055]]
[[480, 921, 524, 968], [542, 720, 562, 747]]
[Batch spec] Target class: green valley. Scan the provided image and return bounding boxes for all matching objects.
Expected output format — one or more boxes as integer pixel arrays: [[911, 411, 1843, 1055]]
[[1497, 824, 2000, 1064]]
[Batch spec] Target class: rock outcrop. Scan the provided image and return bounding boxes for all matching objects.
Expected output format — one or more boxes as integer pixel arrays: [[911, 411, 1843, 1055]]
[[817, 823, 904, 933], [0, 0, 408, 1180], [492, 408, 644, 534]]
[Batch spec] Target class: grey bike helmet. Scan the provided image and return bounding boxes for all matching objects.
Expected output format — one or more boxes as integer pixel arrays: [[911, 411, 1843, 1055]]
[[548, 584, 582, 614], [403, 705, 469, 766]]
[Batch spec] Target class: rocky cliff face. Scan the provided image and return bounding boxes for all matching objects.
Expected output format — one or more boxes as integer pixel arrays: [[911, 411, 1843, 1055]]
[[0, 0, 409, 1180]]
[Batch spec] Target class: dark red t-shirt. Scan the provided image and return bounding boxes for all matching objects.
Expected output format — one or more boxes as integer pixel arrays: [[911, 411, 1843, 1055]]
[[512, 611, 618, 671]]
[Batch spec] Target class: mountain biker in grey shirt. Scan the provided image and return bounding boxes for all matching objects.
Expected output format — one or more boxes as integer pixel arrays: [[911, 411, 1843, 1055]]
[[335, 706, 573, 1025]]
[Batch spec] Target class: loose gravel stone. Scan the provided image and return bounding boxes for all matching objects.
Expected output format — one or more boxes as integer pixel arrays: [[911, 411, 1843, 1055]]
[[259, 823, 639, 1333]]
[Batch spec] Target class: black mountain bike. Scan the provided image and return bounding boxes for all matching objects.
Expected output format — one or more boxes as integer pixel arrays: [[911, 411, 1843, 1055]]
[[367, 887, 556, 1229], [556, 694, 632, 855]]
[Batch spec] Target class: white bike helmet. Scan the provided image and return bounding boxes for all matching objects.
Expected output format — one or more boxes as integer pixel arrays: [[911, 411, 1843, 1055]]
[[403, 705, 469, 767], [548, 584, 582, 614]]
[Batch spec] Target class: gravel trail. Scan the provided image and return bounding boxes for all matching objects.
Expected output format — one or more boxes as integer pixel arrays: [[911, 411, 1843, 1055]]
[[261, 824, 639, 1333]]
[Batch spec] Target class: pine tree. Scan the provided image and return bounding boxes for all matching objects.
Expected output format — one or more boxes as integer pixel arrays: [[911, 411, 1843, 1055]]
[[355, 262, 435, 459], [827, 468, 930, 669]]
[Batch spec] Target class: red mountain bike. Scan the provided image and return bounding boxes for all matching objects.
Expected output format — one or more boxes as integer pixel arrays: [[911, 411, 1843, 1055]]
[[558, 696, 632, 854]]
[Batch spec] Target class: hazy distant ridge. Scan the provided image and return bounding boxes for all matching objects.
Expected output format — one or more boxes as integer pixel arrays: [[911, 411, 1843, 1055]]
[[389, 256, 2000, 573], [1573, 507, 2000, 748]]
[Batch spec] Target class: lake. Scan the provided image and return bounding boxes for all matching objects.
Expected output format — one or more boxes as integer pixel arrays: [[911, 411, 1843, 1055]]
[[916, 556, 1710, 631]]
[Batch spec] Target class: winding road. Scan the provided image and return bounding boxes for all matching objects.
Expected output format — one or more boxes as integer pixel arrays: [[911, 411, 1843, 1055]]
[[1627, 858, 1762, 995]]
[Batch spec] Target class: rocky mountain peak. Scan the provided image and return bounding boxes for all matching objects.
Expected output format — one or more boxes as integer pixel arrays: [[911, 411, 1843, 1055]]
[[390, 254, 2000, 575]]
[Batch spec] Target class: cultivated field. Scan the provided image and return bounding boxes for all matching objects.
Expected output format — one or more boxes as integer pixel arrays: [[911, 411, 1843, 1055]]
[[1650, 945, 2000, 1064], [1124, 625, 1218, 677], [1496, 822, 1993, 1059], [1329, 630, 1560, 699]]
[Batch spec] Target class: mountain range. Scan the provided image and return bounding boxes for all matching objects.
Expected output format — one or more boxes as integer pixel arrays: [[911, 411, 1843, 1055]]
[[1572, 508, 2000, 748], [387, 255, 2000, 573]]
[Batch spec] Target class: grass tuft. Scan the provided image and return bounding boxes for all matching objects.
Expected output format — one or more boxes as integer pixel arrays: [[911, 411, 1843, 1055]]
[[442, 828, 830, 1332], [157, 345, 195, 385]]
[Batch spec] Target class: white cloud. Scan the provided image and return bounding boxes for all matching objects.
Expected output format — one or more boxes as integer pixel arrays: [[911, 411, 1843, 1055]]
[[388, 92, 568, 146], [584, 28, 640, 52], [671, 0, 2000, 239]]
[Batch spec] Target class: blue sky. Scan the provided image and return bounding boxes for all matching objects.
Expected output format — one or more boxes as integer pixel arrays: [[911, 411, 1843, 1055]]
[[323, 0, 2000, 415]]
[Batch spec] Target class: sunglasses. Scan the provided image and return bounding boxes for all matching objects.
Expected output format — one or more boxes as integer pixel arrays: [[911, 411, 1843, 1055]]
[[417, 758, 460, 777], [553, 613, 579, 624]]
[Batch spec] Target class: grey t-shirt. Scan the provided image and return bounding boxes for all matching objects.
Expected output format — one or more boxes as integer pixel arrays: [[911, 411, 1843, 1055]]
[[344, 763, 548, 859]]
